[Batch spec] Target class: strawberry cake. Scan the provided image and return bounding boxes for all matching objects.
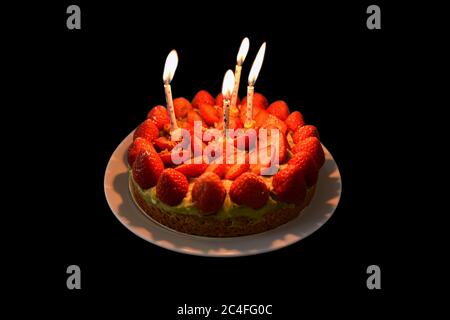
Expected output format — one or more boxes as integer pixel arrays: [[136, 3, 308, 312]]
[[128, 90, 325, 237]]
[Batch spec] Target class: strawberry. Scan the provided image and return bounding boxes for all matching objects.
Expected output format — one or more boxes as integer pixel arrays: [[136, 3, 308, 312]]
[[216, 92, 240, 108], [127, 137, 155, 167], [192, 90, 215, 109], [292, 137, 325, 168], [267, 100, 290, 121], [292, 125, 320, 144], [159, 150, 190, 167], [260, 124, 288, 164], [175, 162, 208, 178], [154, 136, 177, 152], [192, 172, 226, 214], [224, 163, 250, 180], [205, 163, 229, 178], [288, 152, 319, 187], [272, 165, 307, 204], [187, 110, 205, 127], [132, 150, 165, 189], [253, 109, 270, 128], [173, 97, 192, 119], [147, 105, 170, 130], [133, 119, 160, 143], [159, 151, 176, 167], [241, 92, 269, 110], [156, 168, 189, 206], [229, 172, 269, 209], [199, 102, 220, 126], [261, 114, 288, 135], [285, 111, 305, 132]]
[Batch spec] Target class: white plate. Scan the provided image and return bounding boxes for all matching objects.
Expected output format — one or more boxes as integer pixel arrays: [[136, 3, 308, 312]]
[[104, 131, 342, 257]]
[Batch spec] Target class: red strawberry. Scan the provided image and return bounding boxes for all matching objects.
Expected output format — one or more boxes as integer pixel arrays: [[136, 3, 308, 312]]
[[292, 125, 320, 144], [147, 105, 170, 130], [132, 150, 164, 189], [285, 111, 305, 132], [199, 102, 220, 126], [133, 119, 160, 142], [229, 172, 269, 209], [253, 109, 270, 128], [261, 114, 288, 135], [267, 100, 290, 121], [292, 137, 325, 168], [288, 152, 319, 187], [259, 125, 288, 164], [159, 151, 176, 167], [127, 137, 155, 167], [192, 172, 226, 214], [159, 150, 190, 167], [173, 97, 192, 119], [175, 162, 208, 178], [156, 168, 189, 206], [192, 90, 215, 109], [224, 163, 250, 180], [154, 136, 177, 152], [272, 165, 307, 204], [241, 92, 269, 109], [187, 110, 205, 127], [216, 92, 240, 108], [205, 163, 229, 178]]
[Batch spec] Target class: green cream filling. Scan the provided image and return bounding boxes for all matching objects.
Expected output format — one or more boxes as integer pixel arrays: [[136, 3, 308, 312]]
[[130, 174, 295, 221]]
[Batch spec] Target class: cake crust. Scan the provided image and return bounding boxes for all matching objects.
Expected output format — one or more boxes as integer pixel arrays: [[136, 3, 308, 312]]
[[130, 178, 316, 237]]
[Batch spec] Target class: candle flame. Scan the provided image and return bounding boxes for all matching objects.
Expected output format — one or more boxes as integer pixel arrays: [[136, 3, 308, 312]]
[[222, 69, 235, 99], [248, 42, 266, 85], [236, 37, 250, 65], [163, 49, 178, 83]]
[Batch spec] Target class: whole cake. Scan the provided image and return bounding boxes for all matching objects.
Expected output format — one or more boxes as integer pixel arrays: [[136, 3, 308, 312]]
[[128, 90, 325, 237]]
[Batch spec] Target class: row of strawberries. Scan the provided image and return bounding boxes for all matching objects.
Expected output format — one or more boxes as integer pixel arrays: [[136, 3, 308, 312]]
[[127, 90, 325, 214]]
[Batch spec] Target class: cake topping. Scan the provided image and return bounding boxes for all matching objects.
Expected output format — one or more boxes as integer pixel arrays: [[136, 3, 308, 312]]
[[224, 163, 250, 180], [292, 136, 325, 168], [192, 172, 226, 215], [156, 168, 189, 206], [127, 137, 155, 167], [191, 90, 215, 109], [133, 119, 160, 143], [292, 124, 320, 145], [173, 97, 192, 119], [199, 102, 220, 126], [175, 162, 209, 178], [132, 149, 164, 189], [272, 165, 307, 205], [288, 152, 319, 187], [147, 105, 170, 130], [229, 172, 269, 209], [285, 111, 305, 132], [267, 100, 290, 121]]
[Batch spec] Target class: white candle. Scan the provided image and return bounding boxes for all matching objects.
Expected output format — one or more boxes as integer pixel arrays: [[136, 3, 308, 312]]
[[222, 69, 235, 138], [231, 37, 250, 108], [163, 49, 179, 132], [246, 42, 266, 127]]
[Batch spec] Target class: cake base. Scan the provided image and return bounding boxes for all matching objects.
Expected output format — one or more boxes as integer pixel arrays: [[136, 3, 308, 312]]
[[130, 180, 316, 237]]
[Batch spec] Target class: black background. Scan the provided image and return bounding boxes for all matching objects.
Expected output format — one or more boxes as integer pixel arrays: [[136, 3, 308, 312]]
[[8, 0, 422, 317]]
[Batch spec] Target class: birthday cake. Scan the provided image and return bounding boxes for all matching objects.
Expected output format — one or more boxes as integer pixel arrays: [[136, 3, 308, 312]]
[[128, 90, 325, 237]]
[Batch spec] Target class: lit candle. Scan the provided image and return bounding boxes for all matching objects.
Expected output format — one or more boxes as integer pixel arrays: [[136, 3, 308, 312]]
[[231, 37, 250, 108], [163, 49, 179, 132], [222, 69, 235, 138], [246, 42, 266, 128]]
